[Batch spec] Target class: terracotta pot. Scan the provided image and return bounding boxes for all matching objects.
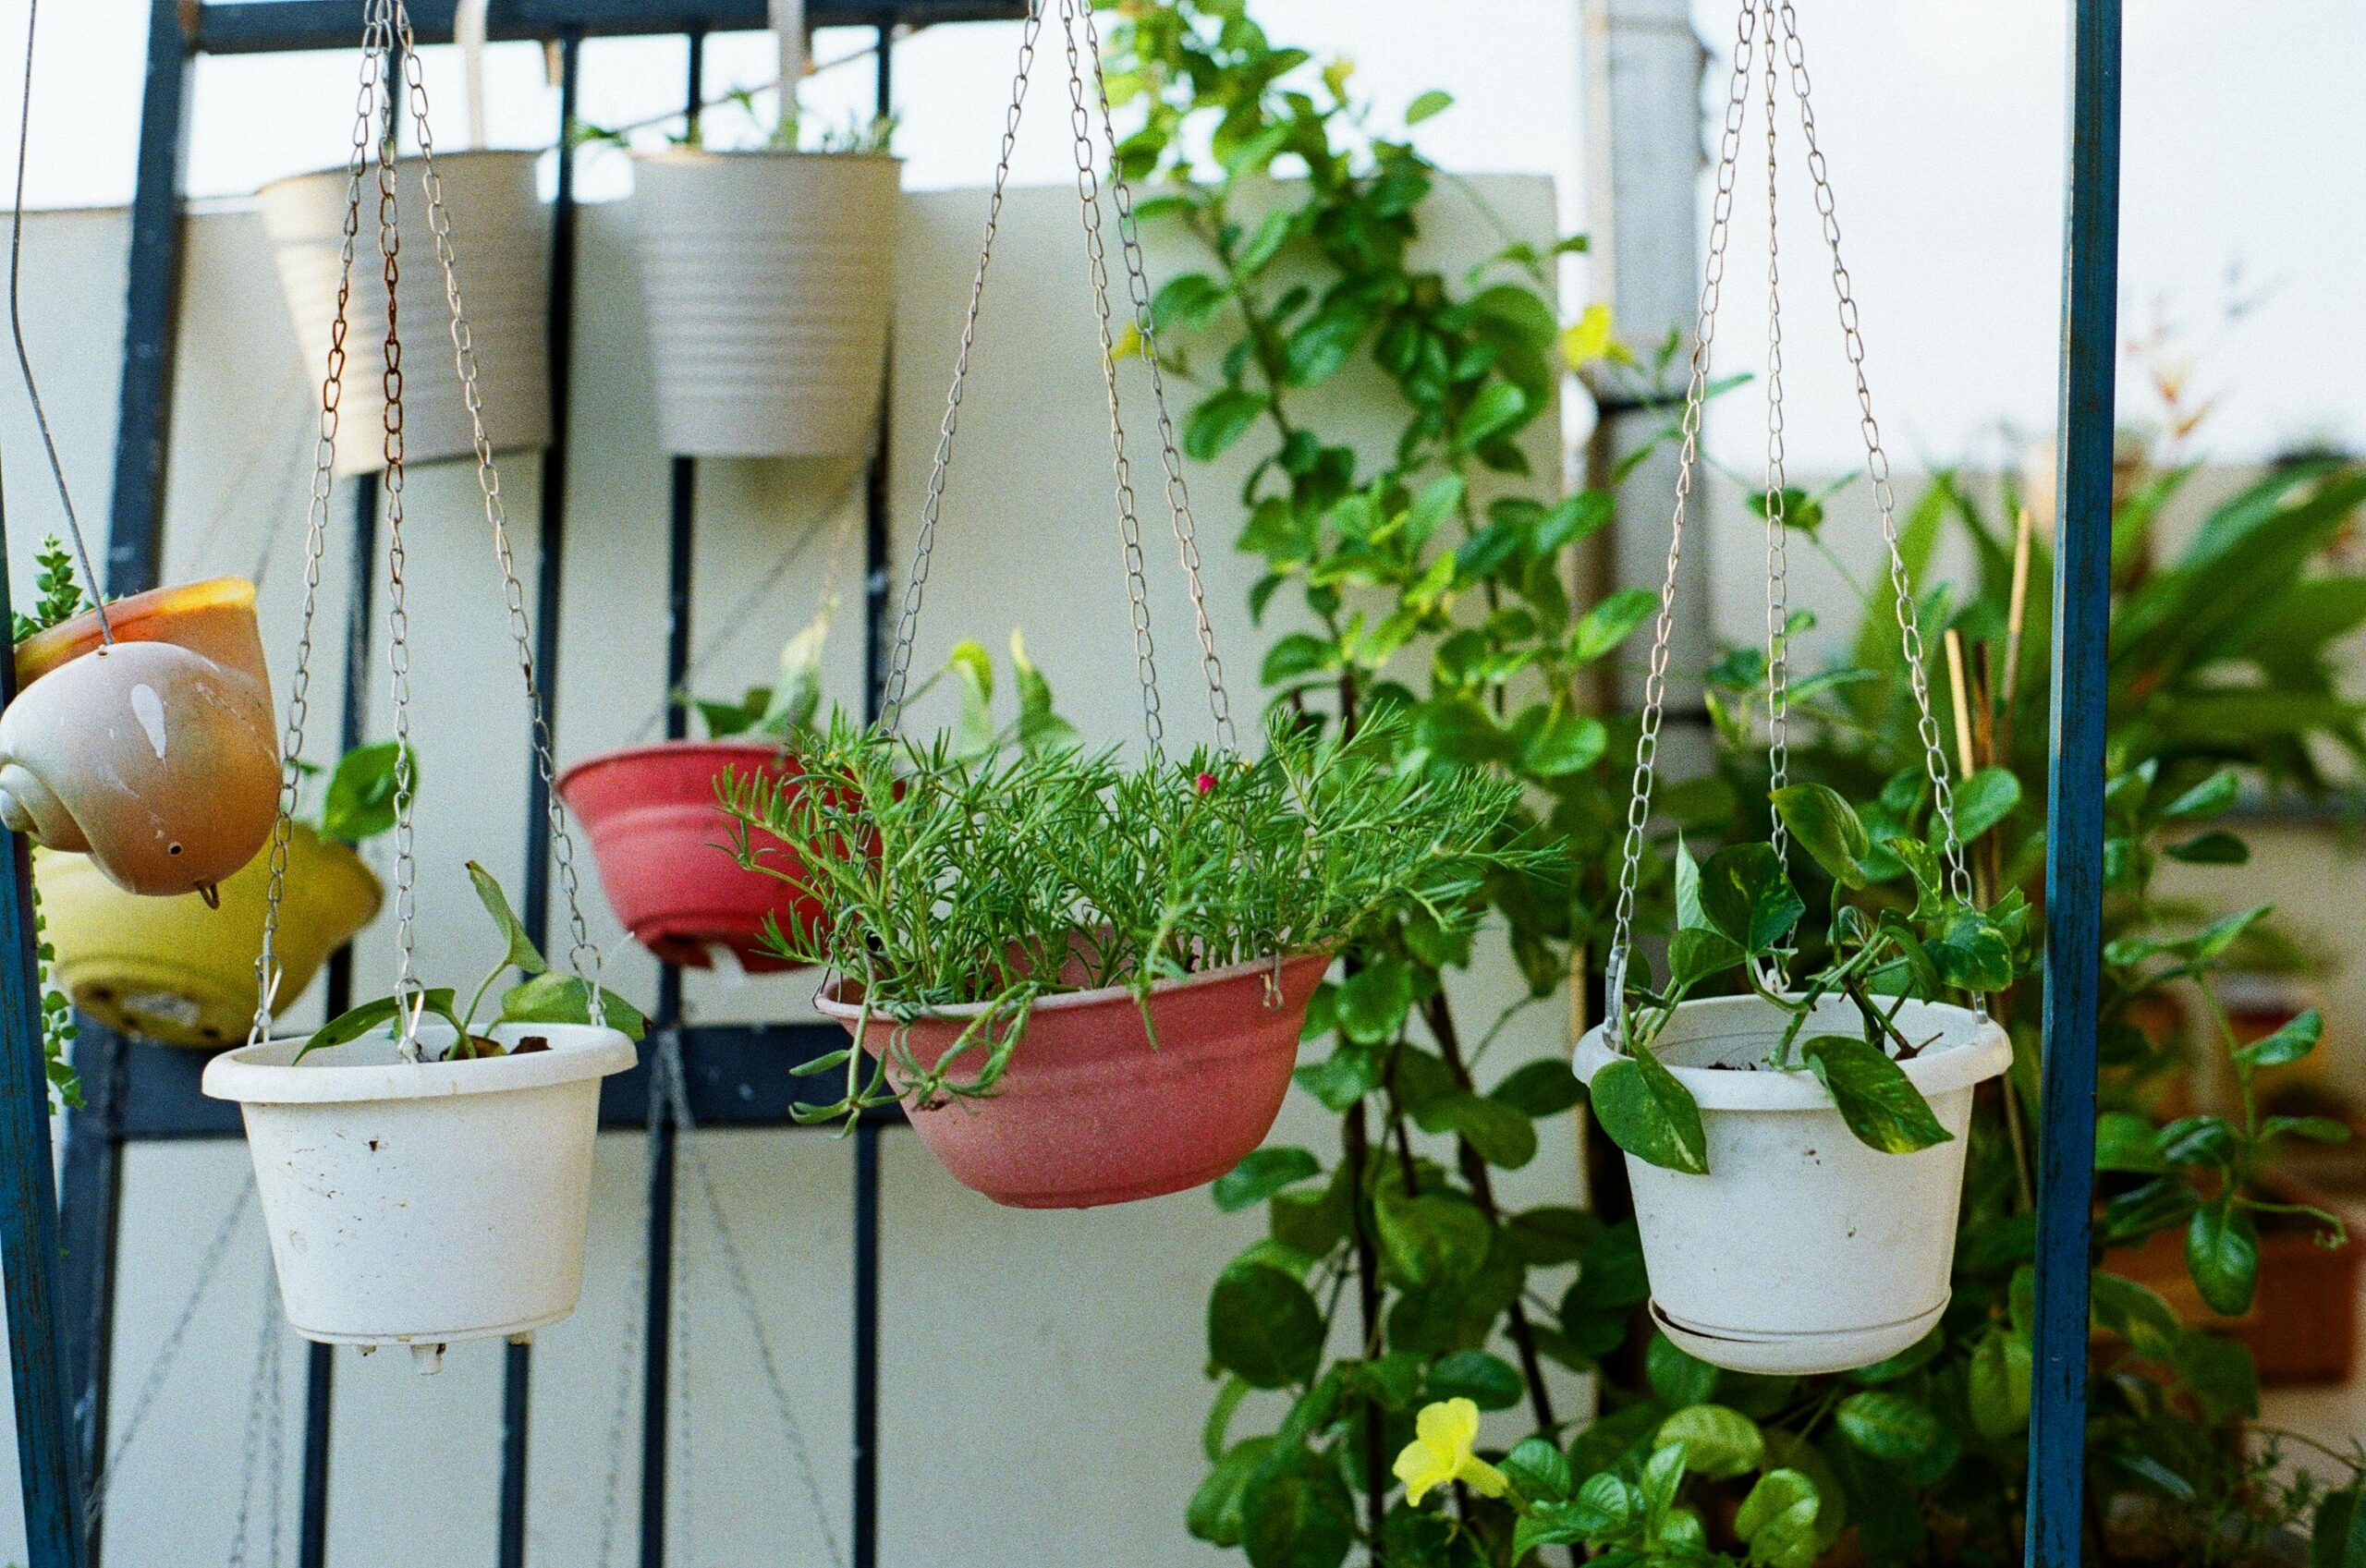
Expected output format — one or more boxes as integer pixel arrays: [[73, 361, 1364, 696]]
[[558, 741, 824, 973], [2105, 1176, 2361, 1385], [37, 824, 381, 1049], [816, 952, 1329, 1209], [3, 578, 279, 896]]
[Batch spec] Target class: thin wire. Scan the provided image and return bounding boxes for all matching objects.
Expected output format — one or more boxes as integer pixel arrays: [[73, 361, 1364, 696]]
[[6, 0, 109, 638]]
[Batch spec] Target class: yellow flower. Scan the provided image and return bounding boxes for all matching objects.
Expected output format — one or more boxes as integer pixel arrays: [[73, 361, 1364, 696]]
[[1560, 302, 1619, 370], [1393, 1398, 1508, 1506]]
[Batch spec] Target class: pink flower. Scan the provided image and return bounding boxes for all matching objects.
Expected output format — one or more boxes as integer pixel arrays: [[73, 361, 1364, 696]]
[[1195, 772, 1217, 796]]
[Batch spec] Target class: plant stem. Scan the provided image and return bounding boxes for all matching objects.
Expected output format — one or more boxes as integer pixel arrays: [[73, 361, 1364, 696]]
[[1343, 1100, 1389, 1563], [1423, 992, 1559, 1438]]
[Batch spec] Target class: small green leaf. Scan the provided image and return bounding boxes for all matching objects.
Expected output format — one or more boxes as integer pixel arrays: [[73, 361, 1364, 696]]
[[1519, 707, 1607, 777], [1949, 767, 2022, 842], [467, 861, 548, 977], [1455, 382, 1530, 451], [1700, 844, 1804, 955], [2094, 1111, 2167, 1173], [1773, 784, 1872, 888], [1800, 1035, 1953, 1154], [1835, 1391, 1940, 1464], [1334, 962, 1412, 1045], [2166, 831, 2249, 865], [297, 989, 459, 1061], [1736, 1468, 1822, 1568], [2160, 768, 2240, 821], [2187, 1197, 2260, 1317], [1208, 1263, 1324, 1389], [1374, 1191, 1492, 1287], [1967, 1329, 2032, 1439], [1406, 89, 1454, 124], [2235, 1008, 2323, 1068], [1491, 1059, 1582, 1119], [1426, 1349, 1523, 1411], [1213, 1147, 1322, 1213], [1654, 1404, 1762, 1478], [318, 741, 409, 844], [1592, 1048, 1708, 1174], [499, 974, 649, 1042], [1184, 387, 1270, 461], [1499, 1436, 1571, 1504], [1415, 1092, 1540, 1170]]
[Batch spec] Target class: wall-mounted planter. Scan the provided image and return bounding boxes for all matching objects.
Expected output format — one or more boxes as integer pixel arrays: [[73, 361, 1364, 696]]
[[202, 1020, 636, 1350], [817, 952, 1329, 1209], [259, 149, 551, 475], [630, 150, 900, 458], [1574, 994, 2010, 1376], [3, 577, 279, 896], [559, 740, 826, 973], [37, 824, 381, 1049]]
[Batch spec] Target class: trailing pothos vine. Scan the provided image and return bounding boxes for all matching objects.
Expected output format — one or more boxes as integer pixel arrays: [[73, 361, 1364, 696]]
[[1103, 4, 1658, 1562]]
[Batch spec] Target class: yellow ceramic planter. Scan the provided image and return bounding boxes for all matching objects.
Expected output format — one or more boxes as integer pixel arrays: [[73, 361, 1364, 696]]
[[37, 825, 382, 1049]]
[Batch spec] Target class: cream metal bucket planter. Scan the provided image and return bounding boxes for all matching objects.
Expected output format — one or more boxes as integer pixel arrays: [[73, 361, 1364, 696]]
[[629, 150, 901, 458], [258, 149, 552, 475], [1574, 994, 2011, 1375], [203, 1021, 636, 1353]]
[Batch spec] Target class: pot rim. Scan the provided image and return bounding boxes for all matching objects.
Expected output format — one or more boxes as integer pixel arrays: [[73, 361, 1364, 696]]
[[202, 1020, 636, 1106], [556, 737, 799, 796], [256, 146, 545, 199], [814, 948, 1332, 1025], [629, 145, 903, 168], [1572, 993, 2009, 1109], [14, 575, 257, 687]]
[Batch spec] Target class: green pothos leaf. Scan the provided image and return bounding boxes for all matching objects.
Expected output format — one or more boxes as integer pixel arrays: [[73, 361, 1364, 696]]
[[1592, 1045, 1708, 1174], [1799, 1035, 1952, 1154]]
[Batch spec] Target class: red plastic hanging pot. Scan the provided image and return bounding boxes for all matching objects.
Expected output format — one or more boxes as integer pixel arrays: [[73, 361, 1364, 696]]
[[816, 951, 1330, 1209], [558, 740, 826, 973]]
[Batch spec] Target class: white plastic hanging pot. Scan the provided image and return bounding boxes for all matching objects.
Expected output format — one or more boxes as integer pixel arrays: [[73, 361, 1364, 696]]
[[1573, 994, 2010, 1376], [629, 150, 901, 458], [202, 1020, 636, 1349], [258, 149, 551, 476]]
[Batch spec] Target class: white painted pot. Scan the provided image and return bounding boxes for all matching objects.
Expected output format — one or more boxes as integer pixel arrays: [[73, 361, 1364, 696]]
[[203, 1020, 635, 1351], [258, 150, 552, 476], [1574, 995, 2010, 1375], [630, 150, 901, 458]]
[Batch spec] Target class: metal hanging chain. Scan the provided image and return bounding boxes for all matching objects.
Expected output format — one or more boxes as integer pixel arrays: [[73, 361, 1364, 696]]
[[6, 0, 111, 643], [1074, 0, 1238, 755], [1602, 2, 1758, 1018], [80, 1184, 256, 1533], [250, 5, 392, 1049], [877, 0, 1047, 735], [1758, 0, 1794, 893], [373, 32, 425, 1051], [1771, 0, 1973, 912], [1057, 0, 1163, 756], [388, 0, 609, 1014], [880, 0, 1236, 751], [659, 1048, 848, 1568]]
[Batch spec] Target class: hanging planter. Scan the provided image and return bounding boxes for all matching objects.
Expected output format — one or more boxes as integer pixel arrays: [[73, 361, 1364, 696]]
[[35, 742, 407, 1048], [559, 740, 824, 973], [818, 953, 1330, 1208], [215, 18, 641, 1355], [629, 148, 901, 459], [725, 688, 1525, 1209], [3, 576, 279, 896], [205, 1017, 634, 1349], [257, 149, 551, 476], [1577, 992, 2009, 1375]]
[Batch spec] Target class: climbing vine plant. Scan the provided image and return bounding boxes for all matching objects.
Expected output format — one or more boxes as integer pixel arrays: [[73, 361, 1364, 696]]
[[1102, 3, 1662, 1562]]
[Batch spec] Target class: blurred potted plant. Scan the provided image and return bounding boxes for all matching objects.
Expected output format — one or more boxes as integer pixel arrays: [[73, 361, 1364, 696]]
[[35, 741, 397, 1050], [625, 18, 900, 459], [727, 714, 1526, 1209]]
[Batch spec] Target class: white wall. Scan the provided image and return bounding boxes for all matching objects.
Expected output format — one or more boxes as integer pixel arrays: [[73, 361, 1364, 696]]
[[0, 168, 1573, 1565]]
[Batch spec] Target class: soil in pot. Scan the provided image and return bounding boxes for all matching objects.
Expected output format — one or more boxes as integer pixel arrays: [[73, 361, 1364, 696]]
[[560, 740, 844, 972], [3, 577, 279, 896], [202, 1019, 636, 1347], [817, 951, 1330, 1209], [1574, 993, 2011, 1376]]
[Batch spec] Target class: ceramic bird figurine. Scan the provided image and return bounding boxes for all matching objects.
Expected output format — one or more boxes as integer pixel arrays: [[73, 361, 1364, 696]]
[[2, 577, 280, 898]]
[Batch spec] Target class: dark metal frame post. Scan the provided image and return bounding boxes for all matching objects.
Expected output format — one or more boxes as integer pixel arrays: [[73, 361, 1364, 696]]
[[2028, 0, 2121, 1560], [0, 508, 90, 1568]]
